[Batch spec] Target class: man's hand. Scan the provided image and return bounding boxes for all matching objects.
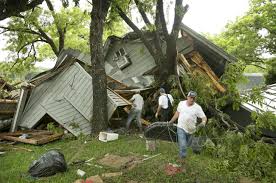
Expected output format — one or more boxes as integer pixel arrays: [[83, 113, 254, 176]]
[[197, 122, 205, 128], [167, 121, 174, 126], [155, 113, 159, 119]]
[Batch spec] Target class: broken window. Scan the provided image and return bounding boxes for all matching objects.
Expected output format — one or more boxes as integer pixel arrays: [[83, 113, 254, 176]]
[[113, 48, 131, 70]]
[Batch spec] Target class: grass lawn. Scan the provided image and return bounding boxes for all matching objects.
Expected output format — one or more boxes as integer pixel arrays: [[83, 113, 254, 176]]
[[0, 134, 261, 183]]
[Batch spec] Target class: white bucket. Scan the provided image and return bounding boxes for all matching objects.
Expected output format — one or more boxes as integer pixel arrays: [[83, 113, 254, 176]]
[[99, 132, 119, 142]]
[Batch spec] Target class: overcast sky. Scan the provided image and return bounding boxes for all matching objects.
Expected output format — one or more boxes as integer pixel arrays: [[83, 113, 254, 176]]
[[0, 0, 249, 69]]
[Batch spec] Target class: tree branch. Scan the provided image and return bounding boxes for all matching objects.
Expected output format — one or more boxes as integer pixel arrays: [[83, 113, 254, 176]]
[[115, 4, 159, 63], [45, 0, 65, 52], [157, 0, 169, 39], [171, 0, 189, 39], [0, 0, 44, 20], [16, 39, 44, 59], [11, 39, 44, 68], [153, 2, 164, 58], [37, 27, 59, 55], [134, 0, 152, 27], [0, 26, 41, 36], [248, 63, 266, 70]]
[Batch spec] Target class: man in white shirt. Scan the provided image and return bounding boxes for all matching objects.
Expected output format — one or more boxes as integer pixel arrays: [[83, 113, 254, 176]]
[[155, 88, 174, 121], [169, 91, 207, 161], [126, 91, 144, 132]]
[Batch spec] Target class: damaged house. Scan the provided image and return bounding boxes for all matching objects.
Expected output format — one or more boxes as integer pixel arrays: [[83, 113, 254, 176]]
[[102, 24, 235, 91], [11, 53, 131, 136], [10, 24, 236, 136]]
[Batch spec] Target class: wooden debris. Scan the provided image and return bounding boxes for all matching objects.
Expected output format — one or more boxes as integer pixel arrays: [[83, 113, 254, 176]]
[[0, 130, 63, 145], [0, 99, 17, 115], [177, 52, 226, 93], [190, 51, 226, 92], [142, 153, 161, 161], [11, 88, 29, 132], [101, 172, 123, 178]]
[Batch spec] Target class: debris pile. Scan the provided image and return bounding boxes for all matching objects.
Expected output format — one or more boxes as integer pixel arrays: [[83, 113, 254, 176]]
[[0, 77, 19, 131]]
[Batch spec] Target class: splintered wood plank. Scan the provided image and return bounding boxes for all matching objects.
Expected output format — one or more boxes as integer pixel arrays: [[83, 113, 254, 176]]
[[0, 99, 17, 104], [189, 51, 226, 93], [11, 88, 29, 132], [0, 133, 63, 145], [35, 133, 63, 145], [0, 135, 38, 145], [141, 118, 151, 126], [0, 130, 53, 137], [178, 54, 192, 73]]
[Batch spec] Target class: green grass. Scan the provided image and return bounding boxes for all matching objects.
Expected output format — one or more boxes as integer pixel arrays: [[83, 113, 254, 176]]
[[0, 135, 258, 183]]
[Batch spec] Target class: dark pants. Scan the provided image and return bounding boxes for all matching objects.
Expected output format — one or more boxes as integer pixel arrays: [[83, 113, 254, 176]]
[[160, 108, 171, 121]]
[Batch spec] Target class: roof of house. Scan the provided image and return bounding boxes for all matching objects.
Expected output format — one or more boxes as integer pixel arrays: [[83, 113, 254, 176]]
[[242, 83, 276, 115], [238, 73, 265, 91], [18, 55, 131, 136], [179, 24, 236, 77]]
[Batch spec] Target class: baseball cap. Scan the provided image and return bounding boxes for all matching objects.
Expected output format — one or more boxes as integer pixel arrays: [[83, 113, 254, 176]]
[[187, 91, 197, 97], [159, 88, 166, 94]]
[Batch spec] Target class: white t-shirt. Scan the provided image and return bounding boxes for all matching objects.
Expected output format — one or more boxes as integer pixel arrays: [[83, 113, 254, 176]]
[[130, 94, 144, 110], [177, 100, 206, 134], [158, 94, 174, 109]]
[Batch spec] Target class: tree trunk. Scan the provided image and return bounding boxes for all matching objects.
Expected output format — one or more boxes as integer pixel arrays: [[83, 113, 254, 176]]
[[116, 0, 187, 88], [89, 0, 110, 133]]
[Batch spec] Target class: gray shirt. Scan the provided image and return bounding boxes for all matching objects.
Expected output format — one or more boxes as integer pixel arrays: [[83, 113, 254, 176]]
[[130, 94, 144, 110]]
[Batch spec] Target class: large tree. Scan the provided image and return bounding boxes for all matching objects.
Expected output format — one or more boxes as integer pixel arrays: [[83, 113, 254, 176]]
[[0, 1, 90, 65], [114, 0, 188, 84], [210, 0, 276, 69], [89, 0, 111, 133], [0, 0, 125, 74]]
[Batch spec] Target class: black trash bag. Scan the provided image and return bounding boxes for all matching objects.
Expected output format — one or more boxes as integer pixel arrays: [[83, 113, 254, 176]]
[[28, 150, 67, 177]]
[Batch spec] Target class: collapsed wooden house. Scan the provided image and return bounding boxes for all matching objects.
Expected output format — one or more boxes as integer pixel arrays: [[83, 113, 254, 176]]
[[10, 24, 237, 136], [56, 24, 234, 91], [11, 53, 131, 136]]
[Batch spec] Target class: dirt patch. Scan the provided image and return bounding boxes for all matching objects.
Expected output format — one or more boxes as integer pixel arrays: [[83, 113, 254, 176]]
[[98, 154, 141, 169]]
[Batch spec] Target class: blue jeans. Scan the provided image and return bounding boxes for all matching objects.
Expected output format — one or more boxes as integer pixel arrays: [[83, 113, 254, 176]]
[[177, 127, 191, 158], [126, 108, 142, 131]]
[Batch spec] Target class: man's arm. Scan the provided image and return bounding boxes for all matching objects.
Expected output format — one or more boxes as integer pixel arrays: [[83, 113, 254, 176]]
[[168, 111, 179, 123], [155, 105, 161, 119], [129, 95, 135, 102], [200, 116, 207, 126]]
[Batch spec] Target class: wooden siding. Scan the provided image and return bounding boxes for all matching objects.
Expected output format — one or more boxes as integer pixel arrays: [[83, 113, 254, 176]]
[[19, 62, 130, 136], [105, 41, 155, 81], [45, 99, 91, 136]]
